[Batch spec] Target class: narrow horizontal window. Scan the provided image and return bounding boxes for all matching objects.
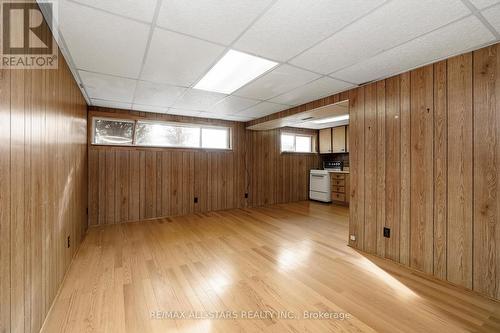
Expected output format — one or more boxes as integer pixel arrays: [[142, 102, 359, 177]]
[[93, 118, 135, 145], [135, 121, 200, 148], [92, 117, 231, 150]]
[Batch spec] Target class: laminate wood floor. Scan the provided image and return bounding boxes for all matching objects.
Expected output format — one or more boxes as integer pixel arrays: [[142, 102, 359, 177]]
[[41, 201, 500, 333]]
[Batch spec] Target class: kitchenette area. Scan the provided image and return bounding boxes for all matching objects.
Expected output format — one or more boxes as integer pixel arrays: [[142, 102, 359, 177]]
[[310, 123, 350, 206]]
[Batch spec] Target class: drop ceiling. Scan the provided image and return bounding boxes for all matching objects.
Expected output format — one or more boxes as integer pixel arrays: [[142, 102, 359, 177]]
[[44, 0, 500, 122]]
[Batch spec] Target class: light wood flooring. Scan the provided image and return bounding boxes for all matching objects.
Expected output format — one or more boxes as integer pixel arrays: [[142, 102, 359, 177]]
[[41, 202, 500, 333]]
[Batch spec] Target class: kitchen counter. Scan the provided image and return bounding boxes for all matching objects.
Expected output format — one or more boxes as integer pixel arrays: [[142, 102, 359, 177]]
[[326, 170, 350, 174]]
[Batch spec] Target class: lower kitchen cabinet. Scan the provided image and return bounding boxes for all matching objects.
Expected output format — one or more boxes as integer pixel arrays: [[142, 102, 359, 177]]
[[330, 172, 350, 205]]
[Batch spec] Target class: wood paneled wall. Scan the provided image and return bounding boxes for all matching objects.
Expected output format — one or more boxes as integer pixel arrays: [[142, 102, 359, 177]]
[[88, 108, 248, 225], [247, 127, 321, 207], [347, 44, 500, 300], [248, 43, 500, 301], [88, 109, 320, 225], [0, 26, 88, 333]]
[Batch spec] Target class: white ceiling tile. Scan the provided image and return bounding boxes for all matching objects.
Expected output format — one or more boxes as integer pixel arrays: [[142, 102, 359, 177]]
[[173, 89, 227, 111], [132, 104, 169, 113], [482, 4, 500, 33], [91, 99, 132, 110], [72, 0, 158, 22], [270, 77, 353, 106], [157, 0, 273, 45], [141, 29, 226, 86], [80, 71, 137, 102], [237, 101, 288, 118], [59, 1, 150, 78], [134, 81, 186, 107], [209, 96, 261, 114], [167, 108, 204, 117], [234, 64, 321, 100], [470, 0, 500, 9], [333, 16, 495, 84], [290, 0, 470, 74], [234, 0, 385, 61]]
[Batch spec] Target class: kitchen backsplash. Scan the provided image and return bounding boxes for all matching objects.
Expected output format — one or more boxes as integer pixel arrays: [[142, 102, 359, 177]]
[[321, 153, 349, 168]]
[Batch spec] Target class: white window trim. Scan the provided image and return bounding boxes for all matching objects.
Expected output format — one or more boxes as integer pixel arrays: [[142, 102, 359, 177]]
[[91, 117, 232, 150], [280, 132, 315, 153], [91, 117, 136, 146]]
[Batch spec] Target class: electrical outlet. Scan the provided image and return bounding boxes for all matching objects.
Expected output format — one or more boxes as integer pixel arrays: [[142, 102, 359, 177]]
[[349, 235, 356, 241], [194, 197, 198, 203], [383, 227, 391, 238]]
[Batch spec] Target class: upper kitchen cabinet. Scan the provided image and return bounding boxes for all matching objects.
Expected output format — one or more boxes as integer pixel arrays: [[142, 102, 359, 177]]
[[319, 128, 332, 153], [319, 125, 348, 154], [332, 126, 347, 153]]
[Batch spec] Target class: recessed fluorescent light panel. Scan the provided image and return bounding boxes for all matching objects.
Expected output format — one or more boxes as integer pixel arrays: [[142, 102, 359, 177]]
[[313, 114, 349, 124], [194, 49, 278, 94]]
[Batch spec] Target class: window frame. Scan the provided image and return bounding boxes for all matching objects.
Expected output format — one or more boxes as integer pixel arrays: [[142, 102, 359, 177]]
[[280, 132, 315, 154], [91, 117, 136, 147], [91, 116, 232, 151]]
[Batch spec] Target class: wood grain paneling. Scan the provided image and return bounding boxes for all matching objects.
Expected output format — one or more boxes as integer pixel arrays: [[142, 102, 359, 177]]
[[433, 60, 447, 280], [447, 54, 473, 288], [0, 36, 87, 333], [400, 72, 412, 266], [410, 65, 434, 274], [385, 76, 400, 261], [473, 45, 500, 300], [349, 87, 365, 249], [89, 110, 244, 224], [364, 84, 377, 254], [88, 114, 320, 225], [247, 127, 320, 207], [246, 43, 500, 301]]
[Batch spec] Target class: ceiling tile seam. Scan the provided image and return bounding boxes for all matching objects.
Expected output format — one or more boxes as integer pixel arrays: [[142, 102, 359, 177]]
[[36, 1, 91, 104], [257, 75, 339, 106], [66, 0, 153, 25], [176, 0, 281, 94], [283, 0, 393, 64], [167, 0, 280, 115], [461, 0, 500, 39], [339, 39, 500, 93], [76, 68, 191, 90], [131, 0, 165, 107], [328, 12, 479, 77], [154, 25, 229, 48], [209, 95, 264, 112]]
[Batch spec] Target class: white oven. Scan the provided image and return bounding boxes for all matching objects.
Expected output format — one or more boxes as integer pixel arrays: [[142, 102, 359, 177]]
[[309, 170, 331, 202]]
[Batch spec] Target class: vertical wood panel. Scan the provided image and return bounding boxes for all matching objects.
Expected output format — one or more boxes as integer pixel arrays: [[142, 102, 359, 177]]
[[364, 84, 377, 254], [433, 60, 448, 280], [10, 68, 26, 333], [0, 68, 10, 333], [410, 65, 434, 274], [400, 72, 411, 265], [376, 80, 386, 257], [349, 87, 365, 249], [473, 45, 500, 299], [385, 76, 400, 261], [447, 54, 473, 288], [105, 151, 116, 224], [129, 151, 140, 221], [0, 23, 87, 333]]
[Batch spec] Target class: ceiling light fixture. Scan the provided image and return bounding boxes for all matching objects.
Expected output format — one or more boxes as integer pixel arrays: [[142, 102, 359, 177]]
[[312, 114, 350, 124], [194, 49, 278, 94]]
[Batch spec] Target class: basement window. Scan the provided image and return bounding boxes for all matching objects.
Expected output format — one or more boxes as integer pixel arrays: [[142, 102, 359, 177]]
[[93, 118, 135, 145], [281, 133, 313, 153], [92, 117, 231, 150]]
